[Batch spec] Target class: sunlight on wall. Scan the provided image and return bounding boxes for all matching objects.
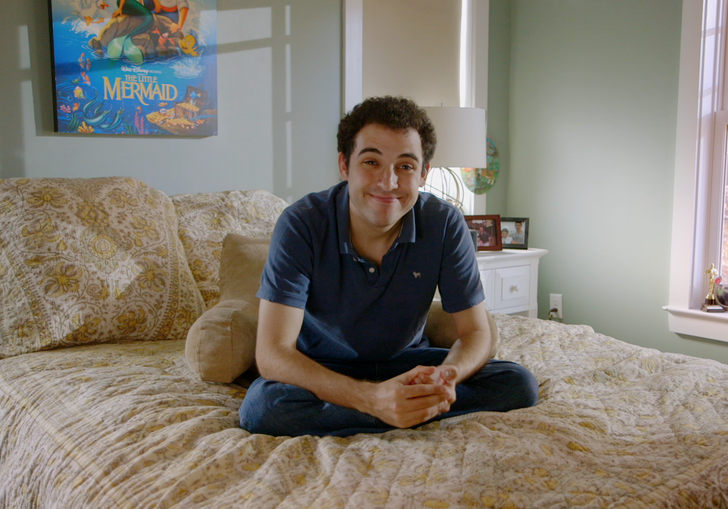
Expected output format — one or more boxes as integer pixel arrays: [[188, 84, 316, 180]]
[[218, 46, 274, 191], [5, 1, 339, 200], [218, 5, 295, 203], [217, 7, 272, 43], [19, 25, 30, 69], [285, 6, 293, 202], [21, 6, 282, 196]]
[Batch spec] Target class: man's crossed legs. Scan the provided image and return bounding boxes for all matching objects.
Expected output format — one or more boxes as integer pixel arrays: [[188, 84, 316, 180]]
[[240, 347, 539, 437]]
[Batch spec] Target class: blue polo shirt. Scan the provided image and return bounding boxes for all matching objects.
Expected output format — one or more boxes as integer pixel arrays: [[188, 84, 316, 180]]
[[257, 181, 484, 363]]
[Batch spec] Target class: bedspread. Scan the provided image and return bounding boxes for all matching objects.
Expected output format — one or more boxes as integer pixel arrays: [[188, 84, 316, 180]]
[[1, 314, 727, 508]]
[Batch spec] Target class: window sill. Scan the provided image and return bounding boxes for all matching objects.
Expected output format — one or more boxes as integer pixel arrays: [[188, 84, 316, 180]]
[[663, 306, 728, 343]]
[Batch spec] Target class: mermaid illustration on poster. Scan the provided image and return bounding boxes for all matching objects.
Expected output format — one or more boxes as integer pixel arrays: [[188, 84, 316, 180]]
[[49, 0, 217, 136]]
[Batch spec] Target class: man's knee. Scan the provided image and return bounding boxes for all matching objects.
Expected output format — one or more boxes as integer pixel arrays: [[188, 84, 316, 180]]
[[239, 378, 319, 436], [509, 363, 539, 408], [474, 360, 539, 410]]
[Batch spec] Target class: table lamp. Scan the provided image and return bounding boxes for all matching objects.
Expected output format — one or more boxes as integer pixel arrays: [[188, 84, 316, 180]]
[[422, 106, 487, 211]]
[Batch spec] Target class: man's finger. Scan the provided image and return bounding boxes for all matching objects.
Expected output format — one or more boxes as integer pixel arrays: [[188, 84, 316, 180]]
[[403, 365, 436, 385], [440, 368, 457, 381], [401, 382, 448, 401]]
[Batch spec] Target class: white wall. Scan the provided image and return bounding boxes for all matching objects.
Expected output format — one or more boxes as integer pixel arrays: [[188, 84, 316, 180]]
[[504, 0, 728, 364], [0, 0, 341, 201]]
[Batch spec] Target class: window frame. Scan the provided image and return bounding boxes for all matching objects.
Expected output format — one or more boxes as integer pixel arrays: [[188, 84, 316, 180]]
[[666, 0, 728, 342]]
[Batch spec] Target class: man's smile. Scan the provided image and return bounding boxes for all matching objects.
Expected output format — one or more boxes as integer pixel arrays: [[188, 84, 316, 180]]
[[369, 193, 400, 204]]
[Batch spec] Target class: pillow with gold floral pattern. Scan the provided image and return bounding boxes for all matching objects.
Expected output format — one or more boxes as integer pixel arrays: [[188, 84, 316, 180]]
[[171, 190, 287, 310], [0, 177, 206, 359]]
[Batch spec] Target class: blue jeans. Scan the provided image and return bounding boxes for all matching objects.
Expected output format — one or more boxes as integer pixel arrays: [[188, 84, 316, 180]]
[[239, 347, 539, 437]]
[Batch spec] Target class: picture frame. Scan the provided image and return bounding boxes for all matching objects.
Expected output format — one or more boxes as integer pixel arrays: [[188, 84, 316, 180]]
[[48, 0, 218, 136], [500, 217, 529, 249], [464, 215, 503, 251]]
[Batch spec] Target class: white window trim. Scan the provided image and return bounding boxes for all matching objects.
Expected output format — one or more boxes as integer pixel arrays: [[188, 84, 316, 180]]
[[665, 0, 728, 342], [459, 0, 477, 215]]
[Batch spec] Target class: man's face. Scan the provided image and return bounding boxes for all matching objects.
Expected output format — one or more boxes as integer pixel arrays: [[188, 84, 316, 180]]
[[339, 123, 429, 233]]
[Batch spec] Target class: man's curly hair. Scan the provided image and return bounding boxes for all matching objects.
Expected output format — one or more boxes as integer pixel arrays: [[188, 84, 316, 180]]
[[337, 96, 437, 169]]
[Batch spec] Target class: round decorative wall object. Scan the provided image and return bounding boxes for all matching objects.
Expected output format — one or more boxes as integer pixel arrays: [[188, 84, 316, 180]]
[[460, 136, 500, 194]]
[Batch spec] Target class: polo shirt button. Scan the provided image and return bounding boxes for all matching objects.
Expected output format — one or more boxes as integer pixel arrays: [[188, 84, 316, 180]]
[[368, 267, 375, 273]]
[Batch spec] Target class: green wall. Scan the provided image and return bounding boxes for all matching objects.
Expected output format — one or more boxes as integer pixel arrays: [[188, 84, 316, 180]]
[[494, 0, 728, 364], [484, 0, 511, 216]]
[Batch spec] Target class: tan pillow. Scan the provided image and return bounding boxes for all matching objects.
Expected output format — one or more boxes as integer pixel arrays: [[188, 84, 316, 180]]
[[0, 177, 206, 359], [425, 300, 499, 358], [185, 233, 269, 383]]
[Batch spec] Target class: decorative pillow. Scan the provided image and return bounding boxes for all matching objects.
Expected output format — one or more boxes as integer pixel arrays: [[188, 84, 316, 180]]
[[186, 233, 268, 383], [171, 190, 287, 310], [0, 177, 206, 359], [425, 300, 499, 358]]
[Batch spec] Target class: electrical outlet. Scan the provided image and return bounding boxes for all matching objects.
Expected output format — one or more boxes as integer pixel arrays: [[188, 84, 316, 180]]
[[549, 293, 563, 319]]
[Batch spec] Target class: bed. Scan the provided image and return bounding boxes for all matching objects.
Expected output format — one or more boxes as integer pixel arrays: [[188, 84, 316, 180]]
[[1, 177, 727, 508]]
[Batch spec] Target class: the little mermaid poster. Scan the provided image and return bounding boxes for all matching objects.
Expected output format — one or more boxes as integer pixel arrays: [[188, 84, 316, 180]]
[[48, 0, 217, 136]]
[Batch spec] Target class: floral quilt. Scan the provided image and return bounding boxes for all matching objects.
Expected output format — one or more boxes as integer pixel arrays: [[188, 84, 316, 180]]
[[1, 314, 727, 508]]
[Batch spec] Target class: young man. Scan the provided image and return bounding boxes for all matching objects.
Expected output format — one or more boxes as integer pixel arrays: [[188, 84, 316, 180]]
[[512, 221, 526, 245], [239, 97, 538, 437]]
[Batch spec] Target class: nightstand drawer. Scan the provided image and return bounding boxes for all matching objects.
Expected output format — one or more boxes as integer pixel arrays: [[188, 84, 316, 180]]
[[493, 265, 530, 310], [474, 248, 547, 317]]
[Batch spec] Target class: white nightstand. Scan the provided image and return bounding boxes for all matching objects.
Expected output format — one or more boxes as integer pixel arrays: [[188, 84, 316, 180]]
[[476, 248, 548, 317]]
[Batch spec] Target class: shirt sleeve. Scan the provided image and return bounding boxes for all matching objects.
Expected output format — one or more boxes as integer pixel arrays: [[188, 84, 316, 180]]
[[256, 207, 313, 309], [437, 211, 485, 314]]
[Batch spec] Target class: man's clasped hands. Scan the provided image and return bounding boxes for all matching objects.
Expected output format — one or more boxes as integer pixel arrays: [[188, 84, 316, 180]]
[[365, 364, 459, 430]]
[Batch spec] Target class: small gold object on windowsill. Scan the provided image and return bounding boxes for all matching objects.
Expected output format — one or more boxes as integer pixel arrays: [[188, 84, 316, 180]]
[[702, 263, 725, 312]]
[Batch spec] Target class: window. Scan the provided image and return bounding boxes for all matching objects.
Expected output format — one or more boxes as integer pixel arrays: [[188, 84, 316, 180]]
[[717, 115, 728, 283], [343, 0, 485, 216], [666, 0, 728, 342], [723, 164, 728, 279], [707, 0, 728, 284]]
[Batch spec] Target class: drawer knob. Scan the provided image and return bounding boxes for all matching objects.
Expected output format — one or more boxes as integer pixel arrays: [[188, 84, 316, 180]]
[[511, 285, 519, 293]]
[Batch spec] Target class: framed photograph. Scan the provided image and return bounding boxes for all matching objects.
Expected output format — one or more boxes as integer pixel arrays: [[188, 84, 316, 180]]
[[464, 215, 502, 251], [500, 217, 529, 249]]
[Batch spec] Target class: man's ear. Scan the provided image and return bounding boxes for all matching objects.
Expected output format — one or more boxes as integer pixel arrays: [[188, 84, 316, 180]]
[[338, 153, 349, 181], [420, 163, 431, 187]]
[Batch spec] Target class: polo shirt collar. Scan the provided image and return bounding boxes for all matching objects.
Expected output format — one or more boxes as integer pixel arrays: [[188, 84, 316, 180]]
[[336, 183, 418, 255]]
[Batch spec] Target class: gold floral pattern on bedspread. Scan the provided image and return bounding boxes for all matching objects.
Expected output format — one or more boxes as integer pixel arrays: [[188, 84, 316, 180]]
[[171, 190, 287, 309], [0, 178, 205, 358], [1, 315, 727, 508]]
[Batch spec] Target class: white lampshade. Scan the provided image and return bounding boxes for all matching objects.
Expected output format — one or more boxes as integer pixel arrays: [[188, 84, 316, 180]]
[[422, 107, 487, 168]]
